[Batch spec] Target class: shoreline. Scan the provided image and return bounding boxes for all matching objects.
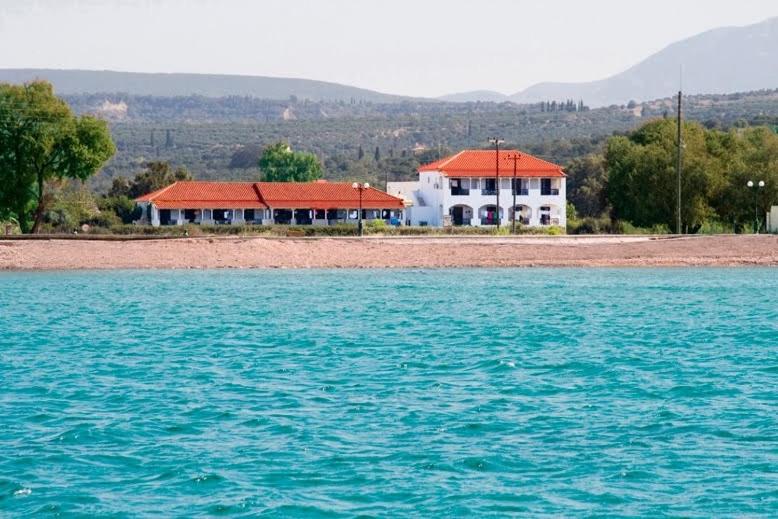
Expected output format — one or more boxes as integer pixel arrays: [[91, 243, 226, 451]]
[[1, 234, 776, 270]]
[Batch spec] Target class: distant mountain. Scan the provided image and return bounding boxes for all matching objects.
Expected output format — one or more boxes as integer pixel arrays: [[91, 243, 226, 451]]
[[437, 90, 510, 103], [510, 17, 778, 107], [0, 69, 409, 103]]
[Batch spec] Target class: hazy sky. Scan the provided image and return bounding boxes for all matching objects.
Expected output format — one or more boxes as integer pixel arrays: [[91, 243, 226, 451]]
[[0, 0, 776, 97]]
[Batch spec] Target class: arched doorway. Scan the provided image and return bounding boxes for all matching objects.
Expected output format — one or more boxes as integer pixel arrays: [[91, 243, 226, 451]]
[[538, 204, 560, 226], [449, 204, 474, 226], [512, 205, 532, 225], [478, 205, 503, 226]]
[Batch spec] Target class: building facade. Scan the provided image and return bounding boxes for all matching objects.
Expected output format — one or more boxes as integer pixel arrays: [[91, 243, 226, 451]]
[[135, 181, 405, 226], [387, 149, 567, 228]]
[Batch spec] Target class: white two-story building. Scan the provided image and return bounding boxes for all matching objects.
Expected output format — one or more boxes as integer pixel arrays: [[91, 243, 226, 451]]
[[387, 149, 567, 228]]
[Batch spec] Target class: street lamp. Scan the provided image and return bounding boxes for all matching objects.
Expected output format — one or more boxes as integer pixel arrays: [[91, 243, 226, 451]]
[[352, 182, 369, 236], [505, 152, 522, 234], [747, 180, 765, 233], [488, 137, 504, 226]]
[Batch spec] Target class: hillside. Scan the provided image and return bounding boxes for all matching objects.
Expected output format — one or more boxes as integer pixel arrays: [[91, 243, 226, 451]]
[[509, 17, 778, 107], [72, 88, 778, 193], [0, 69, 409, 103]]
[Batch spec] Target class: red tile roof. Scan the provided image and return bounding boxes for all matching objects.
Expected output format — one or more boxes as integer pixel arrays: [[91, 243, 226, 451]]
[[419, 149, 565, 177], [136, 182, 267, 209], [135, 181, 404, 210], [256, 182, 404, 209]]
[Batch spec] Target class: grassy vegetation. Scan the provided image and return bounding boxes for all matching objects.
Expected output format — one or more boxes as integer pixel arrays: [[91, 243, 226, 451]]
[[76, 223, 569, 238]]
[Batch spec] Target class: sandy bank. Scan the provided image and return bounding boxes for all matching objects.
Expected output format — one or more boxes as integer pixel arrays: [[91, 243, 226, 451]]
[[1, 234, 777, 270]]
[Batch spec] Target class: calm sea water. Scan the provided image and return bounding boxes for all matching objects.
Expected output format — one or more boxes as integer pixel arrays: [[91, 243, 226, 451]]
[[1, 268, 777, 517]]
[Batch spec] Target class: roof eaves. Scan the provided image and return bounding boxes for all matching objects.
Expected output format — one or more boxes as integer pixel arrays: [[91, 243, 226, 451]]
[[136, 181, 179, 202]]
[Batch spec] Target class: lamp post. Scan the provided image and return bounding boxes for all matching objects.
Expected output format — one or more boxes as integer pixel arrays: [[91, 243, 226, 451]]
[[352, 182, 369, 236], [488, 137, 504, 226], [747, 180, 765, 233], [505, 152, 522, 234]]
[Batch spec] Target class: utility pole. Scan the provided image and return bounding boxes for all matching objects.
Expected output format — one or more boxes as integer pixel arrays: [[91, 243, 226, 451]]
[[488, 137, 504, 226], [675, 90, 683, 234], [505, 152, 522, 234]]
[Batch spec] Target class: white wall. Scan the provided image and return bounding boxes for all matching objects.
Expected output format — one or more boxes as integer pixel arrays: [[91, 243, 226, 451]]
[[412, 173, 567, 228]]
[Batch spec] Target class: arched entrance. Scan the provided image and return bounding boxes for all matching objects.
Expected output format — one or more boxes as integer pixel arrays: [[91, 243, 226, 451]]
[[538, 204, 560, 226], [449, 204, 474, 226], [512, 205, 532, 225], [478, 205, 503, 226]]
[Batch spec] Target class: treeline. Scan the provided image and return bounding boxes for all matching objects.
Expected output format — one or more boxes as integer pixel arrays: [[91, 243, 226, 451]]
[[566, 119, 778, 233], [539, 99, 588, 112], [4, 80, 778, 235], [88, 88, 778, 194]]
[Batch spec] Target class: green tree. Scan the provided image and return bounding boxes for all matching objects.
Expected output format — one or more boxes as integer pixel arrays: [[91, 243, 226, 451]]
[[565, 153, 608, 217], [123, 161, 192, 199], [0, 81, 115, 233], [258, 142, 322, 182], [606, 119, 725, 231], [712, 127, 778, 230]]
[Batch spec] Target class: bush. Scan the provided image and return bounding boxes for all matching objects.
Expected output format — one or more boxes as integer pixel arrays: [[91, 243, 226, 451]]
[[568, 215, 614, 234], [86, 210, 122, 229], [365, 219, 388, 233], [697, 220, 734, 235], [1, 219, 21, 235], [98, 196, 142, 224], [618, 221, 670, 235], [53, 222, 574, 237]]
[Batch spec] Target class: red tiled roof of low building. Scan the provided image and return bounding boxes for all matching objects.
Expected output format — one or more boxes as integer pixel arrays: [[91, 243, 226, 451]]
[[136, 182, 268, 209], [418, 149, 565, 177], [256, 182, 404, 209], [135, 181, 404, 210]]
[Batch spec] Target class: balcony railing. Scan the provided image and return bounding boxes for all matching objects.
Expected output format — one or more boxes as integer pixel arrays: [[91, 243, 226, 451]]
[[541, 188, 560, 196], [513, 188, 529, 196], [450, 188, 470, 196], [481, 189, 498, 196]]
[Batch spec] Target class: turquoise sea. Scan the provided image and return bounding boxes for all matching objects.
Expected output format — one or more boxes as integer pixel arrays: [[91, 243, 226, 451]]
[[1, 268, 777, 517]]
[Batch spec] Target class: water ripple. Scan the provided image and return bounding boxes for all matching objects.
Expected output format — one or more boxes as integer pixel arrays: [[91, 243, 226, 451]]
[[0, 268, 776, 516]]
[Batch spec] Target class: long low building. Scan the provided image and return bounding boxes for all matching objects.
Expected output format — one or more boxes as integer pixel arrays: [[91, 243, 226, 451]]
[[135, 180, 406, 226], [388, 149, 567, 228]]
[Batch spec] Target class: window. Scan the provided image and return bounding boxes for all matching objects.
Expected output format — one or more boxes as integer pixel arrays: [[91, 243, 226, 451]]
[[244, 209, 255, 221], [482, 178, 497, 195], [541, 179, 559, 196], [512, 179, 529, 196], [450, 178, 469, 196]]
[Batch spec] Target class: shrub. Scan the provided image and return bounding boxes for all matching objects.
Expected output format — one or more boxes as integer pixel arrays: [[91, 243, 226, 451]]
[[697, 220, 734, 235], [365, 219, 388, 234], [568, 215, 614, 234], [0, 219, 21, 236], [618, 221, 670, 235], [98, 196, 142, 224]]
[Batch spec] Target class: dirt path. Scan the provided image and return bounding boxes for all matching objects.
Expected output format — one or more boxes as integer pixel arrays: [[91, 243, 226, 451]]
[[1, 235, 776, 270]]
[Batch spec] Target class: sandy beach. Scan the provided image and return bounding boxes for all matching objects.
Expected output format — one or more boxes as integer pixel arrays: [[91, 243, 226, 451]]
[[0, 234, 776, 270]]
